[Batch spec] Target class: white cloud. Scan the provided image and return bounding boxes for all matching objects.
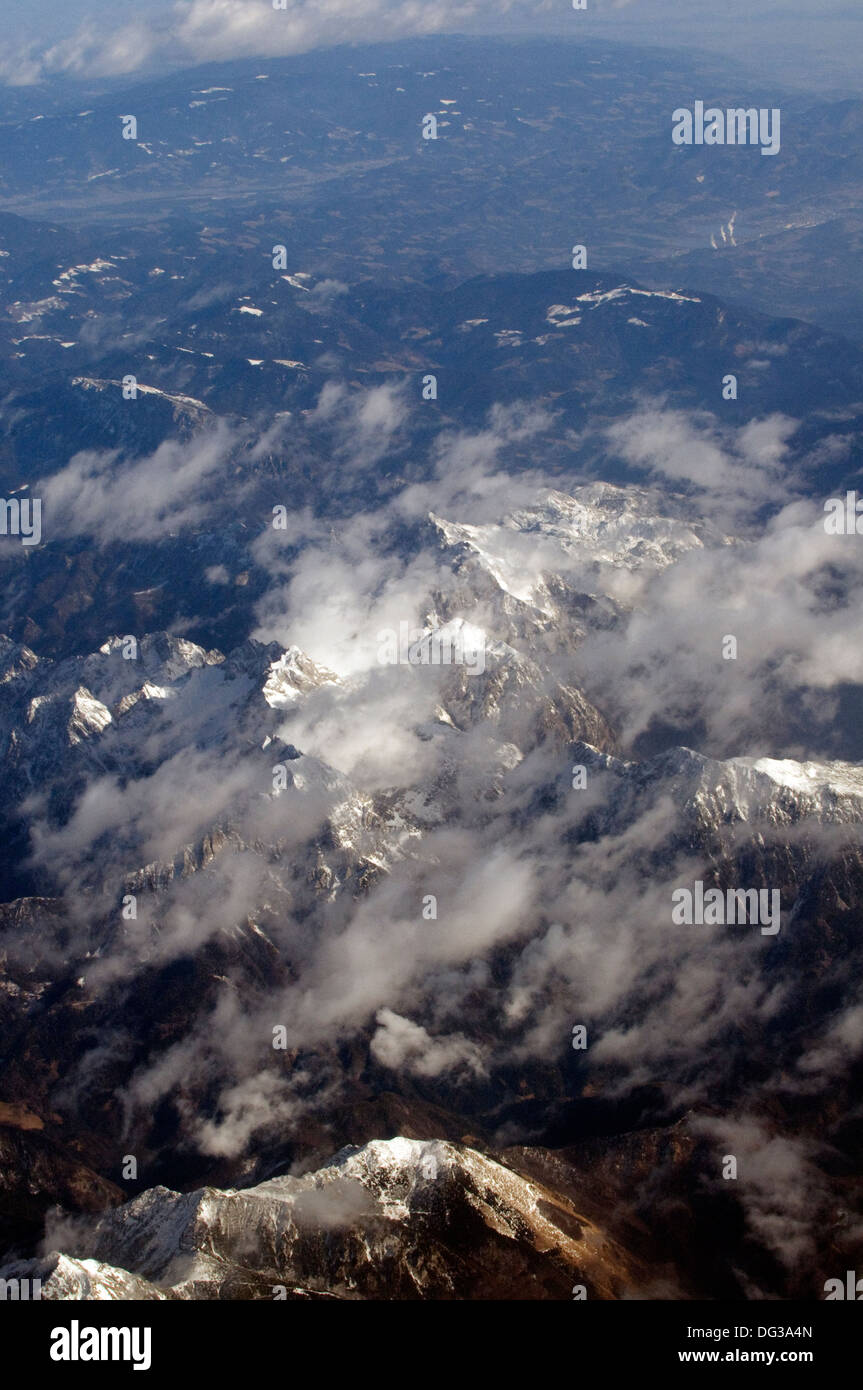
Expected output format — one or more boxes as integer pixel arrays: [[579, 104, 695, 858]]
[[0, 0, 505, 83], [371, 1008, 486, 1079], [38, 421, 238, 545]]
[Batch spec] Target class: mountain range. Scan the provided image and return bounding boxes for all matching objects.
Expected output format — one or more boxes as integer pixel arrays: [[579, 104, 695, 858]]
[[0, 33, 861, 1302]]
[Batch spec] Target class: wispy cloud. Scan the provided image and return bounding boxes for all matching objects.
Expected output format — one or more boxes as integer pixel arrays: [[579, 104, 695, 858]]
[[0, 0, 514, 84], [37, 421, 238, 545]]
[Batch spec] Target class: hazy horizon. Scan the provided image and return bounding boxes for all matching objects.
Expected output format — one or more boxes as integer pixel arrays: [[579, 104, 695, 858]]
[[1, 0, 861, 97]]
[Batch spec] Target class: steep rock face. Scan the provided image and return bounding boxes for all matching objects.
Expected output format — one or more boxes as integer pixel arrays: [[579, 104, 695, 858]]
[[0, 489, 860, 1296], [433, 641, 616, 757], [1, 625, 862, 1265], [0, 630, 384, 891], [428, 482, 727, 671], [0, 1253, 166, 1301], [2, 1138, 649, 1301], [0, 1125, 125, 1253], [567, 742, 863, 838], [433, 484, 731, 589], [561, 742, 863, 901]]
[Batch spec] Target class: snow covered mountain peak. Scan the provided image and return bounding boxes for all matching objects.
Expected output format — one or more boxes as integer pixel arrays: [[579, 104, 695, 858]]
[[2, 1136, 646, 1300]]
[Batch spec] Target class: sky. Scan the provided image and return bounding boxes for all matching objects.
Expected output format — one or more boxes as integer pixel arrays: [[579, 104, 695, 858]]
[[1, 0, 861, 94]]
